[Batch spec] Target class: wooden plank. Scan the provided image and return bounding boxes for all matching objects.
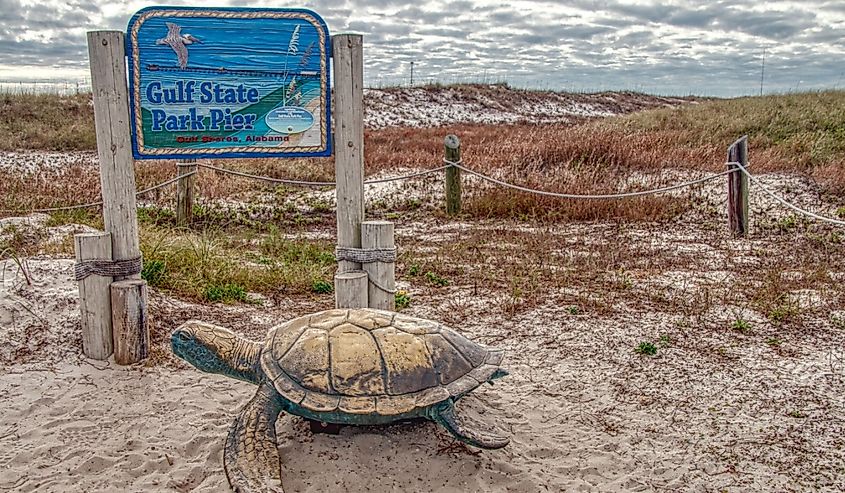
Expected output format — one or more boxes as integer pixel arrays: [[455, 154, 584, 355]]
[[362, 220, 395, 310], [445, 134, 462, 215], [727, 135, 749, 236], [87, 31, 142, 280], [332, 34, 365, 305], [335, 271, 368, 309], [176, 159, 197, 227], [74, 232, 113, 360], [111, 279, 150, 365]]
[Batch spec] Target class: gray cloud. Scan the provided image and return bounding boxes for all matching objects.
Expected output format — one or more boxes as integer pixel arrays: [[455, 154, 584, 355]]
[[1, 0, 843, 96]]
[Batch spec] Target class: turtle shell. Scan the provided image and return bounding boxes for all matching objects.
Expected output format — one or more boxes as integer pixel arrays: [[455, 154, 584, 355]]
[[259, 308, 505, 416]]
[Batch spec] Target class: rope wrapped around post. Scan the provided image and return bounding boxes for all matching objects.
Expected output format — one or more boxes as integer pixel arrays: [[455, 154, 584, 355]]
[[74, 256, 143, 281], [335, 246, 398, 294], [335, 246, 397, 264]]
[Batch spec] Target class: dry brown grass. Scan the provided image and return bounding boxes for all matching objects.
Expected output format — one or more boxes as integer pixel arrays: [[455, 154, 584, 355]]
[[0, 93, 95, 150], [1, 87, 842, 223]]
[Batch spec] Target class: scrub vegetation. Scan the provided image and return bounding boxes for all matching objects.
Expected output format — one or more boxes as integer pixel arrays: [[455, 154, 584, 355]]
[[1, 85, 843, 312]]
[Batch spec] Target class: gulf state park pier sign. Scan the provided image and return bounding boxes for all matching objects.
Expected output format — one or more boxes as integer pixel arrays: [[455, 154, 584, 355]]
[[127, 7, 331, 159]]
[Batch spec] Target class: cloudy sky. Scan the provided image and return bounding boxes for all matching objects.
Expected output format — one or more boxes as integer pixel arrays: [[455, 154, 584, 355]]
[[1, 0, 844, 96]]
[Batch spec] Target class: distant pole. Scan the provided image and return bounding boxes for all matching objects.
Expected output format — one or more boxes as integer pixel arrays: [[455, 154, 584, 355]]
[[760, 47, 766, 96], [444, 135, 462, 215], [176, 159, 197, 227], [727, 136, 749, 236], [410, 61, 415, 86], [332, 33, 366, 308]]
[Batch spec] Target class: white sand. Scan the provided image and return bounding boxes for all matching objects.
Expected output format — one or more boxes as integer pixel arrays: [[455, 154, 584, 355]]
[[2, 212, 843, 492]]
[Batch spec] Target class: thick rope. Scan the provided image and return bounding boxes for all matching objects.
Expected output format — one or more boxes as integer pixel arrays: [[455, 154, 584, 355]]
[[335, 246, 396, 264], [0, 171, 196, 214], [336, 246, 397, 294], [368, 275, 397, 294], [198, 163, 447, 187], [74, 256, 143, 281], [199, 163, 335, 186], [444, 158, 733, 199], [729, 161, 845, 227]]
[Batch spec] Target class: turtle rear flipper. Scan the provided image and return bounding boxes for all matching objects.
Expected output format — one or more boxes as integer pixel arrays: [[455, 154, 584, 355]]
[[224, 381, 285, 493], [432, 400, 509, 449]]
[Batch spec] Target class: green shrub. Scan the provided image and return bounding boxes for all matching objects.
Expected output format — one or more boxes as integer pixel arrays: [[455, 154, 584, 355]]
[[394, 289, 411, 310], [311, 279, 333, 294], [141, 259, 166, 287], [204, 283, 249, 303], [635, 341, 658, 356]]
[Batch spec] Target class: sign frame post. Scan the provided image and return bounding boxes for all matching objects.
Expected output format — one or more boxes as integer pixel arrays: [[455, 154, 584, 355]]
[[84, 30, 149, 364], [332, 33, 367, 309]]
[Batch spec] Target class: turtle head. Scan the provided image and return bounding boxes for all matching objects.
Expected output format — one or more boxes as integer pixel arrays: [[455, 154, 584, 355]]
[[172, 321, 262, 384]]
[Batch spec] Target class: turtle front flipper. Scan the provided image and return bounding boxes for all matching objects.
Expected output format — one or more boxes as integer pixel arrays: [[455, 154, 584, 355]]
[[224, 381, 285, 493], [432, 400, 509, 449]]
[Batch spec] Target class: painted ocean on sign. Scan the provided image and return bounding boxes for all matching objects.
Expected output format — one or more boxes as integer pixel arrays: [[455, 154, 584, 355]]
[[127, 8, 331, 159]]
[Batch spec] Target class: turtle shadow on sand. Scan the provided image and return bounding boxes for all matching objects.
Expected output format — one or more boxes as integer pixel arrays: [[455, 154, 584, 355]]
[[275, 413, 499, 492], [171, 308, 510, 493]]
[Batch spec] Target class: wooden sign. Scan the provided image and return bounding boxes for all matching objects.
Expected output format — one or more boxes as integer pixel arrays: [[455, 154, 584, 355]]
[[127, 7, 331, 159]]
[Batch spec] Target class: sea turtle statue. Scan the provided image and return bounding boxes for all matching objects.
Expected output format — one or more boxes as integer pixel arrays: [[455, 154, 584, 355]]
[[171, 308, 509, 492]]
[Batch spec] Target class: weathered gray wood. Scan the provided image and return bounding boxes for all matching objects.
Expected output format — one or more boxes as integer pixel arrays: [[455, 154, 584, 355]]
[[727, 135, 749, 236], [87, 31, 141, 280], [335, 271, 368, 309], [176, 159, 197, 227], [332, 34, 365, 306], [445, 134, 462, 215], [362, 220, 395, 310], [74, 232, 113, 360], [111, 279, 149, 365]]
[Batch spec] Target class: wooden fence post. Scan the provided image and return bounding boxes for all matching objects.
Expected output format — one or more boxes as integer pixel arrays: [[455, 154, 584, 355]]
[[362, 220, 395, 310], [335, 272, 368, 309], [176, 159, 197, 227], [74, 232, 113, 360], [727, 135, 749, 236], [87, 31, 142, 280], [88, 30, 148, 363], [111, 279, 150, 365], [445, 134, 462, 215], [332, 33, 366, 308]]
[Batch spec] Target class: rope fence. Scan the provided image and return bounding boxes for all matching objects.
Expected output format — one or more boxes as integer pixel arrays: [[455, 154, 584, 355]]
[[1, 140, 842, 229], [443, 158, 736, 200], [0, 171, 196, 214]]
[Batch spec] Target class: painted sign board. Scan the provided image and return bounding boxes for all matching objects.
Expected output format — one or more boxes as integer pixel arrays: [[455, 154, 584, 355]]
[[127, 7, 331, 159]]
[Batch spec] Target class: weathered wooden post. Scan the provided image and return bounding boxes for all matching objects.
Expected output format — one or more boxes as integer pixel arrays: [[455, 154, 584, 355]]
[[445, 134, 462, 215], [332, 33, 367, 308], [74, 232, 113, 360], [176, 159, 197, 227], [111, 280, 150, 365], [727, 135, 750, 236], [335, 272, 368, 309], [362, 220, 395, 310], [87, 30, 148, 363]]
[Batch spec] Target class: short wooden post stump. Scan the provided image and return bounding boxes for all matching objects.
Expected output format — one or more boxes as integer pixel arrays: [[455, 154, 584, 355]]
[[111, 279, 150, 365]]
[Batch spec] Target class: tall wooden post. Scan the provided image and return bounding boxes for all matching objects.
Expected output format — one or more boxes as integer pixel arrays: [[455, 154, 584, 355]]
[[176, 159, 197, 227], [362, 220, 395, 310], [87, 31, 142, 279], [332, 34, 366, 308], [88, 30, 148, 364], [727, 135, 749, 236], [75, 232, 113, 360], [445, 134, 462, 215]]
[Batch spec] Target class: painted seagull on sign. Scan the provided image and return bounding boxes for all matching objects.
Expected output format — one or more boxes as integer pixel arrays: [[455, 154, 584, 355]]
[[156, 22, 201, 70]]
